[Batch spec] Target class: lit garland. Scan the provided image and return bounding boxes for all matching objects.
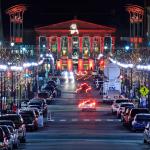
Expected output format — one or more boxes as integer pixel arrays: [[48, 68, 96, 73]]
[[109, 57, 150, 71], [0, 53, 53, 71]]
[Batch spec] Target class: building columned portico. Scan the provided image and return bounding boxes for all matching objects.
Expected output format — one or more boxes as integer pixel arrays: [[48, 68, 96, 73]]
[[35, 19, 116, 71]]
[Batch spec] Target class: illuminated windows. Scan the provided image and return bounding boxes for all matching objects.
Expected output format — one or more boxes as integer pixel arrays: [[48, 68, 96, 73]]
[[61, 36, 68, 56], [51, 36, 57, 53]]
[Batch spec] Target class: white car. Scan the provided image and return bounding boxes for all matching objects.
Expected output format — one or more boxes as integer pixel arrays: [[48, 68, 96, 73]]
[[116, 102, 135, 118], [144, 122, 150, 143], [111, 99, 129, 114]]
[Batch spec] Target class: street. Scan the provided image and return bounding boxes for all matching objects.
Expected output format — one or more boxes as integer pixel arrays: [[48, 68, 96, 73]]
[[19, 83, 150, 150]]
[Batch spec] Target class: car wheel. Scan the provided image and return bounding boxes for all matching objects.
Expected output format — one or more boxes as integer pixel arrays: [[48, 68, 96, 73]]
[[144, 139, 147, 143]]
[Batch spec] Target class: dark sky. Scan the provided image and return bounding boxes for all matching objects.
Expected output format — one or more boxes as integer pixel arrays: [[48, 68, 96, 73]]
[[1, 0, 144, 40]]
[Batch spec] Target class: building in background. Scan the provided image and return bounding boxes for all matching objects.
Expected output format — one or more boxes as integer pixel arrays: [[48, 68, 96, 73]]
[[144, 0, 150, 46], [35, 19, 116, 72]]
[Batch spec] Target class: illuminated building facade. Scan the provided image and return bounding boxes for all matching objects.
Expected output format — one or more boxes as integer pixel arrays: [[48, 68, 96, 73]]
[[35, 19, 116, 71]]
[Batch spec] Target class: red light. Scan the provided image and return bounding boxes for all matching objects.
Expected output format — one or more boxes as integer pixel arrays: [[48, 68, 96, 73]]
[[56, 60, 62, 70], [67, 59, 73, 71], [78, 59, 83, 72]]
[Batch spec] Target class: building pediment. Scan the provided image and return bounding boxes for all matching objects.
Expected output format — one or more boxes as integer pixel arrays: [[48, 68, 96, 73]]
[[35, 19, 116, 33]]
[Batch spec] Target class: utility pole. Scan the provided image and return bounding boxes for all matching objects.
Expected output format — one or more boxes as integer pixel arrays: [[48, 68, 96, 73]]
[[0, 0, 4, 42]]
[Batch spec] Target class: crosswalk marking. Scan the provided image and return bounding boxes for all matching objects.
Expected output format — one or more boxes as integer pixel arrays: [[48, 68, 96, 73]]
[[106, 119, 114, 122], [60, 119, 66, 122], [72, 119, 78, 122], [83, 119, 90, 122], [95, 119, 102, 122], [47, 118, 120, 122]]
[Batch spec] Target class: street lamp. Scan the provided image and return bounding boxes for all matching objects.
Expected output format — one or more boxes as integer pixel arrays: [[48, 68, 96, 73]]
[[10, 42, 15, 47], [125, 45, 130, 51], [104, 46, 108, 50]]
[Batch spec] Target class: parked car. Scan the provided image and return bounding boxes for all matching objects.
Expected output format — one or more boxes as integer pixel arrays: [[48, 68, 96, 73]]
[[19, 109, 38, 131], [117, 102, 135, 118], [144, 122, 150, 143], [132, 113, 150, 131], [0, 127, 9, 150], [111, 99, 130, 114], [38, 91, 51, 99], [124, 108, 149, 127], [43, 85, 57, 98], [0, 114, 26, 143], [28, 98, 47, 116], [0, 120, 16, 129], [0, 125, 13, 150], [7, 125, 19, 148], [121, 106, 134, 123]]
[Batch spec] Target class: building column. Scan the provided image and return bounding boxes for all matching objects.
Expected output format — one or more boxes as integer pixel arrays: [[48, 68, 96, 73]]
[[90, 36, 93, 58], [47, 37, 51, 51], [67, 59, 73, 72], [57, 36, 61, 58], [100, 36, 104, 53], [36, 36, 40, 55], [79, 37, 83, 58], [68, 36, 72, 58], [111, 36, 115, 53]]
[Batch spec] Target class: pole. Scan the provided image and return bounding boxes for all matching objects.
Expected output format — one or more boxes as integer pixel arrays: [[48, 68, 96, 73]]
[[0, 72, 2, 115]]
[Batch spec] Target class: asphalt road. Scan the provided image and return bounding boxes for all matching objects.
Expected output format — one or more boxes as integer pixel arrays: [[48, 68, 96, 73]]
[[19, 82, 150, 150]]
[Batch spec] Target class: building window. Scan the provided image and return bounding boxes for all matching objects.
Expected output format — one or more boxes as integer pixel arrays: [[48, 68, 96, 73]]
[[72, 36, 79, 59], [83, 36, 90, 58], [61, 36, 68, 56], [51, 36, 57, 53]]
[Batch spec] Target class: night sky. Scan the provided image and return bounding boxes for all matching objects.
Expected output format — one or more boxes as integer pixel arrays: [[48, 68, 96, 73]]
[[1, 0, 144, 43]]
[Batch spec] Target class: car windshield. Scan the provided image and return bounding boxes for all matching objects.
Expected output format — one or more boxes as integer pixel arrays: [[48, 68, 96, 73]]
[[0, 115, 22, 126], [21, 115, 33, 124], [29, 102, 42, 106], [20, 111, 34, 117], [38, 93, 49, 99], [0, 121, 15, 128], [131, 109, 149, 117], [29, 105, 41, 109], [120, 103, 134, 107], [136, 115, 150, 121], [116, 100, 129, 103]]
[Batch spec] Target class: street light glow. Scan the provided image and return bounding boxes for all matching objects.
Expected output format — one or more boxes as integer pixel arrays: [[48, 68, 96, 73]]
[[10, 42, 15, 47], [125, 46, 130, 51]]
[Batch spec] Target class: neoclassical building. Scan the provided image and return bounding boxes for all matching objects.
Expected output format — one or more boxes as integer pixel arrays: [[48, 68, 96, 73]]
[[35, 19, 116, 71]]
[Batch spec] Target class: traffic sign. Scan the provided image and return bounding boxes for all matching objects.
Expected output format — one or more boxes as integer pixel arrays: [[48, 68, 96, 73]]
[[140, 86, 149, 96]]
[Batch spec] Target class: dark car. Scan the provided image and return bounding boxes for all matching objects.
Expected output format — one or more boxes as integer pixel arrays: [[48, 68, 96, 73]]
[[125, 108, 149, 127], [0, 127, 8, 150], [0, 120, 16, 129], [0, 125, 13, 150], [29, 98, 47, 116], [38, 91, 51, 99], [132, 113, 150, 131], [0, 114, 26, 143], [19, 109, 38, 131]]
